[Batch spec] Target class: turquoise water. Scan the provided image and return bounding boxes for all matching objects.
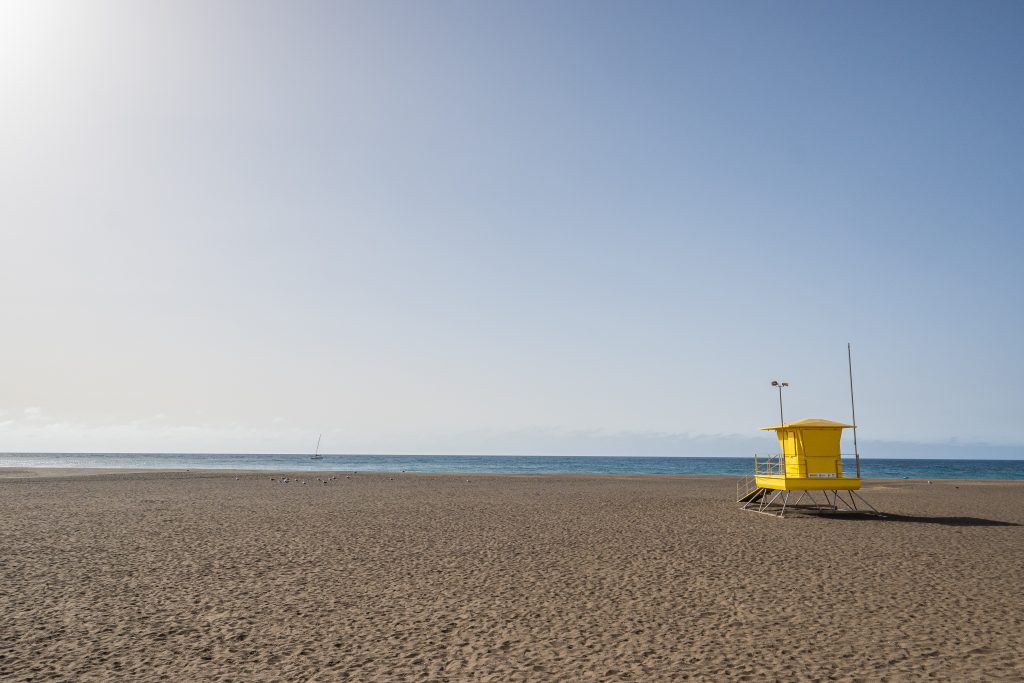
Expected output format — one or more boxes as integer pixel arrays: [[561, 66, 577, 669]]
[[1, 453, 1022, 479]]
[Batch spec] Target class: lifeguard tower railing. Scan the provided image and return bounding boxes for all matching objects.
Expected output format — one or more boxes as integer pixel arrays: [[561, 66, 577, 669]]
[[736, 454, 862, 502], [755, 453, 785, 476], [754, 453, 861, 476]]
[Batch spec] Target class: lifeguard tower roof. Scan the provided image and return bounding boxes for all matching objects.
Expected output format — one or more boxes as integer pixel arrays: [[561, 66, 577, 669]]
[[760, 418, 854, 430]]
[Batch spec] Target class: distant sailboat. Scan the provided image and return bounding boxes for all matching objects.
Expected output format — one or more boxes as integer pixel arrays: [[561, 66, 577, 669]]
[[310, 434, 323, 460]]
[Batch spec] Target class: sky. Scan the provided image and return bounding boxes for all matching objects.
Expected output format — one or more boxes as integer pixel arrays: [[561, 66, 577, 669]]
[[1, 1, 1022, 457]]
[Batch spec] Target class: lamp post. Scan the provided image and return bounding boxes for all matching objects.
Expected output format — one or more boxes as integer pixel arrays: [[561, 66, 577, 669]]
[[771, 381, 788, 475], [771, 380, 788, 429]]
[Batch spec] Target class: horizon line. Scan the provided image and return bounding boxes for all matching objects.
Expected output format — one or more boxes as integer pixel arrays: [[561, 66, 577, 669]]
[[3, 451, 1022, 462]]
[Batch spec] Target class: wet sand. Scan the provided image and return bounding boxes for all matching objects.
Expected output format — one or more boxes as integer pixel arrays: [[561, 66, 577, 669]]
[[1, 470, 1022, 681]]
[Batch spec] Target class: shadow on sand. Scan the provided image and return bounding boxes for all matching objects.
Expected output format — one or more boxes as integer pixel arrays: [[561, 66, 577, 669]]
[[826, 512, 1020, 527]]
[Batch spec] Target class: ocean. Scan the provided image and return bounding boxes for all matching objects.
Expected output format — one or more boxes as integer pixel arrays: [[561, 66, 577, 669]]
[[1, 453, 1023, 480]]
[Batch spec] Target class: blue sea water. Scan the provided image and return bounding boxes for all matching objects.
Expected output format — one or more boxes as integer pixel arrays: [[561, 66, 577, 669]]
[[1, 453, 1022, 480]]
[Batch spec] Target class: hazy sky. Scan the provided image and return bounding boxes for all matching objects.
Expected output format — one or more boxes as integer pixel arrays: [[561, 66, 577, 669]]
[[1, 1, 1022, 457]]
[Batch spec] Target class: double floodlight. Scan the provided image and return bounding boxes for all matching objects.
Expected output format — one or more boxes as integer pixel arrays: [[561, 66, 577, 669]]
[[771, 380, 789, 388]]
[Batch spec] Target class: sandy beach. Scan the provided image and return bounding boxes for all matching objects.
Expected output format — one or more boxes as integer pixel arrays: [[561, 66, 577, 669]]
[[1, 470, 1021, 681]]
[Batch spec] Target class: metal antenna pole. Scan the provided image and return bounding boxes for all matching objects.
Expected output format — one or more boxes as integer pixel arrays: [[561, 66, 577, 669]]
[[848, 343, 860, 478]]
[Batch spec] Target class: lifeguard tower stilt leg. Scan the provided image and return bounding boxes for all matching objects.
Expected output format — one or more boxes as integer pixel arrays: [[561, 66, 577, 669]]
[[737, 483, 878, 518]]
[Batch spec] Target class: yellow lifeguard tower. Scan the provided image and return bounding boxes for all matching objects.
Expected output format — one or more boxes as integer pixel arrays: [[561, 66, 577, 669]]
[[737, 347, 879, 516], [737, 418, 876, 516], [758, 418, 859, 489]]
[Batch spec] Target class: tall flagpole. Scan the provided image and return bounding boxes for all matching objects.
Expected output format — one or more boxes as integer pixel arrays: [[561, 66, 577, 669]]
[[848, 343, 860, 478]]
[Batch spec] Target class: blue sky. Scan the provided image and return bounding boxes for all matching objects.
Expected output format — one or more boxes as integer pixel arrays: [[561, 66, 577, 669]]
[[1, 1, 1021, 457]]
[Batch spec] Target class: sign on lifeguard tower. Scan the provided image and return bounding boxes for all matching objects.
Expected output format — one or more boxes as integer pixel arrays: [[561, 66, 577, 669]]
[[737, 346, 879, 516]]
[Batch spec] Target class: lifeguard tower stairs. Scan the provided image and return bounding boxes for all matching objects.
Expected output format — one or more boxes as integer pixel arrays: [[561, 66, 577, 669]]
[[737, 419, 878, 517]]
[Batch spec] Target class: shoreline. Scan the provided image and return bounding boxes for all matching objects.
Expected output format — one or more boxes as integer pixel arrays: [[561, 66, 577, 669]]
[[4, 454, 1022, 483], [3, 466, 1024, 484]]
